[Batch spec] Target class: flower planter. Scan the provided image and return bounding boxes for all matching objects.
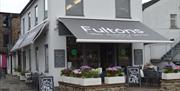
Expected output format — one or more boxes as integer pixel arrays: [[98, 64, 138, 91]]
[[162, 73, 180, 80], [13, 72, 20, 76], [60, 76, 101, 86], [60, 76, 72, 83], [78, 78, 101, 86], [20, 75, 26, 80], [105, 76, 125, 84]]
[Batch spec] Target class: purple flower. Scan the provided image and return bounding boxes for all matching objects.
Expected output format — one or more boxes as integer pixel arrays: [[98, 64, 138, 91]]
[[80, 65, 92, 71], [73, 69, 81, 74]]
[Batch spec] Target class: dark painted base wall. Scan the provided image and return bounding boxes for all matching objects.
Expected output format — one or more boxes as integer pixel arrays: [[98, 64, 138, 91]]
[[160, 79, 180, 91], [59, 82, 126, 91]]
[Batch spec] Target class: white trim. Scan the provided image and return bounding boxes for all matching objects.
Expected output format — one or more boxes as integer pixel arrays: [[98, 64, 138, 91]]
[[76, 39, 174, 43], [57, 16, 139, 22]]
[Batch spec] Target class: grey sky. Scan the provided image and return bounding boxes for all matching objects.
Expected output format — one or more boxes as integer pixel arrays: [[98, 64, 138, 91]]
[[0, 0, 151, 13]]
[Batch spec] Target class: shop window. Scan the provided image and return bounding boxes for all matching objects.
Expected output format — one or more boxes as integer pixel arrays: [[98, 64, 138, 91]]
[[45, 45, 49, 73], [134, 49, 143, 65], [35, 5, 38, 25], [3, 15, 10, 27], [35, 47, 39, 71], [67, 37, 83, 68], [29, 49, 31, 71], [115, 0, 131, 18], [117, 44, 132, 67], [44, 0, 48, 19], [3, 34, 9, 47], [54, 49, 65, 68], [14, 54, 16, 69], [66, 0, 84, 16], [170, 14, 177, 29], [23, 51, 26, 71]]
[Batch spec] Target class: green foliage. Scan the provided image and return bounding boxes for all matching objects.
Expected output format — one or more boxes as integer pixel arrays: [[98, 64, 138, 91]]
[[81, 69, 99, 78], [61, 69, 72, 76], [14, 66, 21, 72], [60, 66, 100, 78], [106, 66, 124, 77]]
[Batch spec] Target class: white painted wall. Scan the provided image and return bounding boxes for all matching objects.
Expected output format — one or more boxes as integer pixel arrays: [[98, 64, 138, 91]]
[[21, 0, 45, 35], [143, 0, 180, 61], [19, 0, 144, 86]]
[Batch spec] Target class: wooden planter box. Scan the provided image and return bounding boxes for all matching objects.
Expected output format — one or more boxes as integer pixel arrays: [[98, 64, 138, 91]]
[[105, 76, 125, 84], [162, 73, 180, 80]]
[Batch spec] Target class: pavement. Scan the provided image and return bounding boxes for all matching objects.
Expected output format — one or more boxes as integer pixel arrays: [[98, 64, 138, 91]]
[[0, 75, 160, 91], [0, 75, 60, 91]]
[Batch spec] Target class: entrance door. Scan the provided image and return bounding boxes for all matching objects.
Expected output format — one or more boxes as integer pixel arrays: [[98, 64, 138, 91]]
[[100, 44, 115, 71]]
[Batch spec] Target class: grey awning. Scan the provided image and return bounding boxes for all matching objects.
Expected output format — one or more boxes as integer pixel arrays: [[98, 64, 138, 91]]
[[58, 18, 172, 43], [10, 35, 26, 52], [11, 21, 48, 51], [19, 21, 48, 48]]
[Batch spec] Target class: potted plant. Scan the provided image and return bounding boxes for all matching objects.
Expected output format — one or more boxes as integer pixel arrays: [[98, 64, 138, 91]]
[[20, 71, 26, 80], [60, 66, 101, 86], [104, 66, 125, 84], [162, 64, 180, 80], [13, 66, 21, 76], [60, 68, 73, 83]]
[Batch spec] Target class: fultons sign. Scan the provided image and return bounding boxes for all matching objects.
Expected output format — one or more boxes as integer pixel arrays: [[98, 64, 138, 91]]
[[81, 26, 144, 34]]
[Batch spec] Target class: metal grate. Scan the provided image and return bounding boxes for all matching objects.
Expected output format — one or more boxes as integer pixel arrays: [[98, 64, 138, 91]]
[[0, 88, 9, 91]]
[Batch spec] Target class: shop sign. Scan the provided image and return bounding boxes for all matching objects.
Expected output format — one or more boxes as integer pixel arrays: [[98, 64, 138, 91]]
[[81, 26, 145, 34], [127, 66, 141, 86], [39, 76, 54, 91]]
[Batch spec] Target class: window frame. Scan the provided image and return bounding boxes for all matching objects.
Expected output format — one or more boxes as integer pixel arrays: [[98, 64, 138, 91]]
[[65, 0, 84, 16], [44, 0, 48, 19], [115, 0, 131, 19], [35, 5, 38, 25], [29, 48, 31, 71], [170, 14, 178, 29], [35, 47, 39, 71], [28, 12, 31, 30], [44, 44, 49, 73], [22, 18, 25, 34]]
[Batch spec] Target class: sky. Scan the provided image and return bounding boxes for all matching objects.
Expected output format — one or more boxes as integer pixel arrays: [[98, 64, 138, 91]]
[[0, 0, 151, 13]]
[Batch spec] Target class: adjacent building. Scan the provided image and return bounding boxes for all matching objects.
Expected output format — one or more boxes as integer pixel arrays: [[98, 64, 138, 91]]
[[143, 0, 180, 65], [0, 12, 20, 73], [11, 0, 171, 86]]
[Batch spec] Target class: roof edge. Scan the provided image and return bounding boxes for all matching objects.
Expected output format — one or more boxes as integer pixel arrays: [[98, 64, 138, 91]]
[[20, 0, 36, 17], [143, 0, 160, 11]]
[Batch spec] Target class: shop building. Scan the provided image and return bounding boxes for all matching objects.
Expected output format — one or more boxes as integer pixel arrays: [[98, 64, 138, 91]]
[[143, 0, 180, 64], [11, 0, 171, 86]]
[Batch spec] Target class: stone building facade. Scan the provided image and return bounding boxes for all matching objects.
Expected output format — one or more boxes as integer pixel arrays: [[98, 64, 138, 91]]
[[0, 12, 20, 73]]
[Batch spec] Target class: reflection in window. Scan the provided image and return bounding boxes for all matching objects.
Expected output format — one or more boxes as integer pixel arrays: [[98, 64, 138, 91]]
[[66, 0, 84, 16], [115, 0, 131, 18], [35, 5, 38, 25], [44, 0, 48, 19], [22, 18, 25, 34]]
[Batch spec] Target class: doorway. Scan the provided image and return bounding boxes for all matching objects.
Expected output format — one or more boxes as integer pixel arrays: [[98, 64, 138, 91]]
[[100, 44, 116, 71]]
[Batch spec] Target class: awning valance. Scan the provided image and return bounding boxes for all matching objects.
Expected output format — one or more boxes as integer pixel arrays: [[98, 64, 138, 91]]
[[58, 18, 172, 43], [11, 21, 48, 52]]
